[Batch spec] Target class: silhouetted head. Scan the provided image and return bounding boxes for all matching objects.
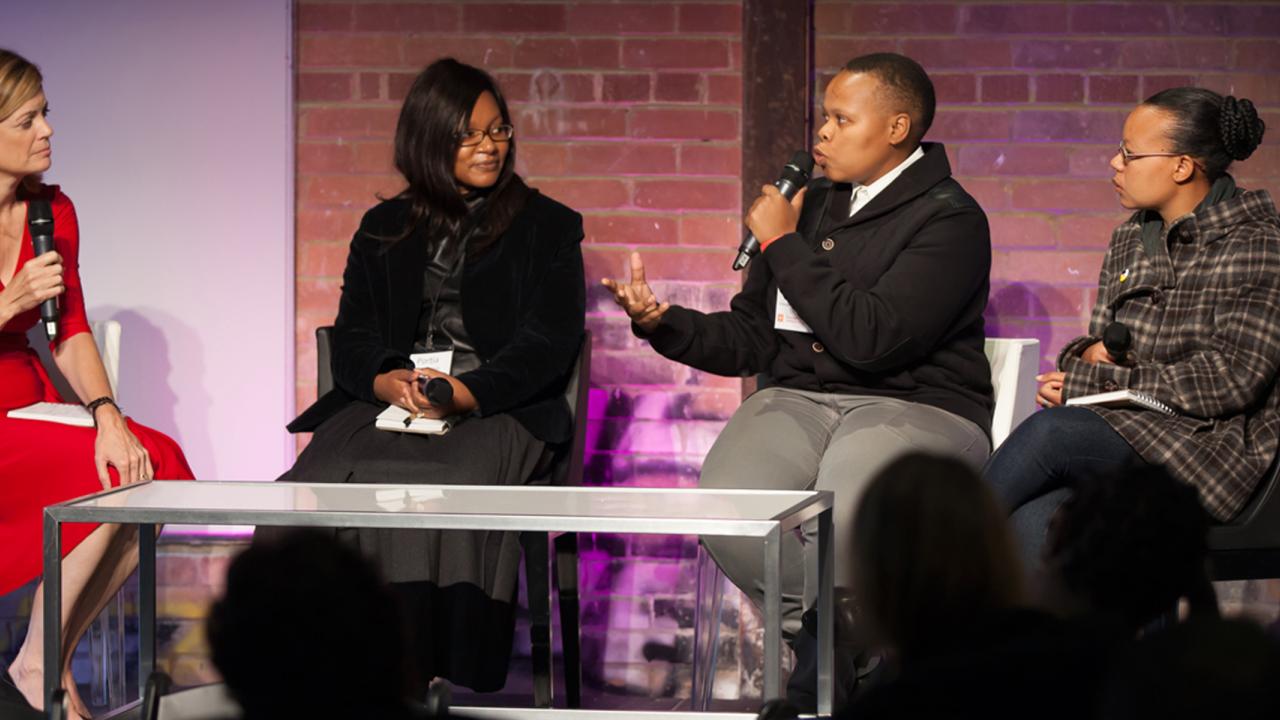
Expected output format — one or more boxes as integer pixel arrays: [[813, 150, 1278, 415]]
[[208, 530, 409, 719]]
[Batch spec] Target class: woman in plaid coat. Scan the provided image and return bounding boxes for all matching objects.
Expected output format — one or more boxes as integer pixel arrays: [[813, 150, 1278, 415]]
[[986, 87, 1275, 568]]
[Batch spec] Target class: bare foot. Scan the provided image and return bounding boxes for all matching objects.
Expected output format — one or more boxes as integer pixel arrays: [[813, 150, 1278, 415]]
[[6, 663, 91, 719], [7, 659, 43, 710]]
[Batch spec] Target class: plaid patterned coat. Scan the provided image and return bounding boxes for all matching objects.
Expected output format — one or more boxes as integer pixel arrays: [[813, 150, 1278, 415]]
[[1058, 188, 1280, 521]]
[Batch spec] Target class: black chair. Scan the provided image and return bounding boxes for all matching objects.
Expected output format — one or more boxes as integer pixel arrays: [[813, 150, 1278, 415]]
[[1207, 456, 1280, 581], [140, 671, 171, 720], [45, 688, 67, 720], [314, 326, 587, 709]]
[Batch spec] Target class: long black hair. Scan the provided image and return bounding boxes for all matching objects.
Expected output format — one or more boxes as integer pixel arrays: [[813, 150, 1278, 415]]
[[1143, 87, 1266, 180], [392, 58, 528, 251]]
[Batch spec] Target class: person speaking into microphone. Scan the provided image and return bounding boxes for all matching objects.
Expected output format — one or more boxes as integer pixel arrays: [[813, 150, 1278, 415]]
[[603, 52, 993, 710], [0, 49, 194, 717]]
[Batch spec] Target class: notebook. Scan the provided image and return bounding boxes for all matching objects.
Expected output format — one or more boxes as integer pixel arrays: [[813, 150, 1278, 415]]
[[1065, 389, 1176, 417], [7, 402, 95, 427], [374, 405, 451, 435]]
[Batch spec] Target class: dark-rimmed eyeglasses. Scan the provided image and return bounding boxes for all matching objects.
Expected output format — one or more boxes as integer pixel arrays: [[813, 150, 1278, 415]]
[[457, 124, 514, 147], [1117, 145, 1182, 166]]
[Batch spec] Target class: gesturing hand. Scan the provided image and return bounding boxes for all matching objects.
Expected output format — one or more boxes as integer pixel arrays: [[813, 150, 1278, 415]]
[[0, 250, 63, 323], [601, 252, 669, 334]]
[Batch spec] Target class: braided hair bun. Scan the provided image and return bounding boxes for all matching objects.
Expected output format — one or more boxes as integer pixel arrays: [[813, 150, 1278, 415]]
[[1219, 95, 1266, 162], [1145, 87, 1267, 179]]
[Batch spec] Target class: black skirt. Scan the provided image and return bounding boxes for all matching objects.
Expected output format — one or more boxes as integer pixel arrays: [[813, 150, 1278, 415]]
[[267, 400, 549, 692]]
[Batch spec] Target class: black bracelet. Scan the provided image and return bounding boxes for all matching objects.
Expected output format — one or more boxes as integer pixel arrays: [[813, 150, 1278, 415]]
[[85, 397, 120, 427]]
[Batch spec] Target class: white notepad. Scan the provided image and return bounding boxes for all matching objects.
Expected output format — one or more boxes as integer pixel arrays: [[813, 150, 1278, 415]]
[[7, 402, 95, 427], [1066, 389, 1176, 417], [374, 405, 451, 435]]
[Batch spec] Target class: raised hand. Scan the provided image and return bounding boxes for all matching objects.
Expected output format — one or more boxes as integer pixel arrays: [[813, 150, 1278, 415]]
[[601, 252, 669, 334]]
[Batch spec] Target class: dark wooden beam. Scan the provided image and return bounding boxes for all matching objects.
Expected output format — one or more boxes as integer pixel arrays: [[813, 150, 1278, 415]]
[[741, 0, 813, 214], [740, 0, 812, 398]]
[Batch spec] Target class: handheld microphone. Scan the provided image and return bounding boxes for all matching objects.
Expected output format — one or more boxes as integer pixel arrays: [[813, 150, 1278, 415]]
[[1102, 321, 1132, 364], [420, 377, 454, 408], [733, 151, 815, 271], [27, 201, 59, 342]]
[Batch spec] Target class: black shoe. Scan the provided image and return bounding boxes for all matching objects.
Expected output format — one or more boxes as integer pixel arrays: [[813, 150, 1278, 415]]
[[757, 698, 802, 720], [784, 591, 877, 714]]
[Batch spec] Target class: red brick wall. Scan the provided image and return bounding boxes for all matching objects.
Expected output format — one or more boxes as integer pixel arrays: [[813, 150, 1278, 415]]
[[294, 0, 749, 697], [817, 1, 1280, 368], [291, 0, 1280, 701], [295, 1, 744, 419]]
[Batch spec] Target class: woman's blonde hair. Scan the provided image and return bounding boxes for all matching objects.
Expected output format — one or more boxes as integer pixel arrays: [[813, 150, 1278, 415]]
[[0, 49, 46, 192], [851, 452, 1025, 660]]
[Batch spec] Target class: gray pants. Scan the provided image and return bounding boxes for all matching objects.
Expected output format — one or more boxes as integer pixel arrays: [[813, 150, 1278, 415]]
[[700, 387, 990, 637]]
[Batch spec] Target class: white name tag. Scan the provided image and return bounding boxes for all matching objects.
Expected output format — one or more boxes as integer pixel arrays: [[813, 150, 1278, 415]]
[[410, 350, 454, 374], [774, 289, 814, 334]]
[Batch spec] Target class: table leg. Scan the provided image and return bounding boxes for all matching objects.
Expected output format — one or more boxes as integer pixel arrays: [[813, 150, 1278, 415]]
[[43, 511, 62, 707], [139, 524, 157, 689], [763, 525, 782, 700], [816, 508, 834, 716]]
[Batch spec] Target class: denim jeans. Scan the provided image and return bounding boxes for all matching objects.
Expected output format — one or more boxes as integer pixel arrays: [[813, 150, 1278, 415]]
[[983, 406, 1143, 567]]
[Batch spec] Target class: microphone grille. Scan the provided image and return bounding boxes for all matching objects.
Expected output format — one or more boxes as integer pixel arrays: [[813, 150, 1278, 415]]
[[788, 150, 815, 176], [1103, 321, 1132, 353], [28, 202, 53, 225]]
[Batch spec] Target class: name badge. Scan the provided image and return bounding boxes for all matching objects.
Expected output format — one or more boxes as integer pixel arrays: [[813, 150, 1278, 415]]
[[774, 289, 814, 334], [410, 350, 454, 374]]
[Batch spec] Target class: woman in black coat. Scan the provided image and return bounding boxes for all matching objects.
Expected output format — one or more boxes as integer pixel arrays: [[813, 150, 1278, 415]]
[[278, 58, 585, 693]]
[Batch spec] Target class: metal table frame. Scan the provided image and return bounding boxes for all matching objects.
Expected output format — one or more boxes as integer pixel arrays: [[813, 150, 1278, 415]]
[[44, 481, 834, 717]]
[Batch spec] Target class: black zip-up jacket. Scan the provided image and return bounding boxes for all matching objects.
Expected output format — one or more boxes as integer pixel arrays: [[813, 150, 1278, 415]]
[[641, 142, 994, 437]]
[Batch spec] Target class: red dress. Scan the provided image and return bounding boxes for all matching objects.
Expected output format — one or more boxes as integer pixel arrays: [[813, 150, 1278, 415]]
[[0, 185, 193, 596]]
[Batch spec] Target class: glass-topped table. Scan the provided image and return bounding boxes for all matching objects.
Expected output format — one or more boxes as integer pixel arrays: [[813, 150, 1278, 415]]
[[44, 481, 835, 717]]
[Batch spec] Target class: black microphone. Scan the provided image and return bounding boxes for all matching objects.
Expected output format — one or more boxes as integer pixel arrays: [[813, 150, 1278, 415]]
[[27, 201, 59, 342], [1103, 321, 1132, 364], [420, 377, 453, 408], [733, 151, 815, 271]]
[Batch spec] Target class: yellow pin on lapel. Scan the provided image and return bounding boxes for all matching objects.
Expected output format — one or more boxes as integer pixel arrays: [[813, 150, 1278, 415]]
[[1118, 267, 1130, 283]]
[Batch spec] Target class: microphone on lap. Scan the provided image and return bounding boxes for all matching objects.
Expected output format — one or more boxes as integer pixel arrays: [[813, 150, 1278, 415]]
[[732, 151, 816, 271], [1103, 321, 1132, 365], [421, 377, 454, 408], [27, 201, 59, 342]]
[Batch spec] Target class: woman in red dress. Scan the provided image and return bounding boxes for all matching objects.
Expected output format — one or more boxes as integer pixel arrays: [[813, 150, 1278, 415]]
[[0, 50, 193, 717]]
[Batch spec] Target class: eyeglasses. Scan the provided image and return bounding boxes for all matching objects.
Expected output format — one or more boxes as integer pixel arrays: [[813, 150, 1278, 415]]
[[457, 124, 514, 147], [1116, 145, 1183, 166]]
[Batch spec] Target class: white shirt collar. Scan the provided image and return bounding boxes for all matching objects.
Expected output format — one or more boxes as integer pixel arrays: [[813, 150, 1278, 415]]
[[849, 145, 926, 217]]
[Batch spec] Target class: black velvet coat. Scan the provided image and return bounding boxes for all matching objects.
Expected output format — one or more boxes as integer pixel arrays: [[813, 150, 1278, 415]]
[[288, 189, 586, 443]]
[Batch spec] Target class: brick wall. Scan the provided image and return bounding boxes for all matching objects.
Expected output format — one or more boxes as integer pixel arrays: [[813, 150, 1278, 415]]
[[287, 0, 1280, 704], [1, 2, 1277, 711], [816, 0, 1280, 367], [294, 0, 751, 700]]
